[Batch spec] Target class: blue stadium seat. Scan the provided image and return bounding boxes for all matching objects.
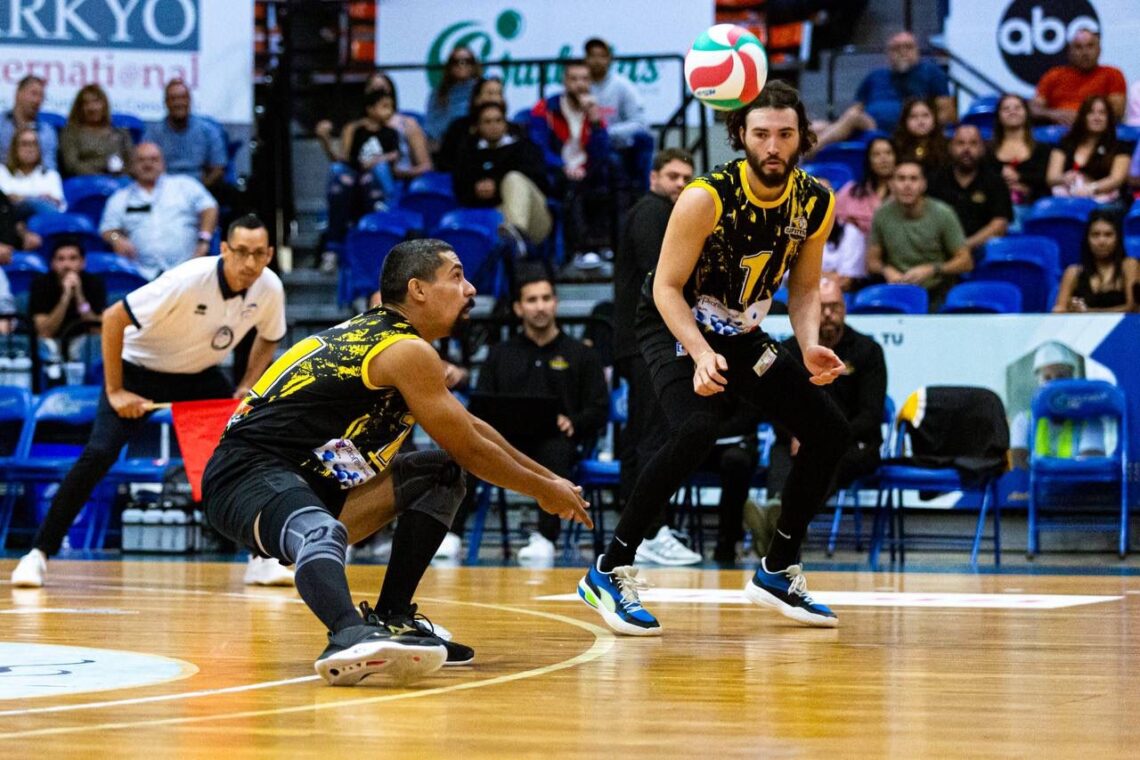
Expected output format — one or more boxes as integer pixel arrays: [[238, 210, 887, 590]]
[[0, 385, 33, 546], [430, 215, 504, 297], [971, 244, 1056, 313], [940, 281, 1023, 314], [62, 175, 129, 229], [399, 172, 458, 232], [39, 112, 67, 131], [849, 284, 928, 315], [340, 211, 418, 305], [84, 252, 148, 303], [979, 235, 1061, 278], [961, 94, 1000, 132], [801, 161, 854, 190], [26, 212, 108, 254], [110, 113, 146, 143], [437, 207, 503, 236], [1032, 125, 1068, 147], [1027, 379, 1130, 559], [812, 141, 867, 184], [1116, 124, 1140, 145], [1, 252, 49, 313], [358, 207, 424, 234], [1124, 203, 1140, 240], [1022, 198, 1096, 270]]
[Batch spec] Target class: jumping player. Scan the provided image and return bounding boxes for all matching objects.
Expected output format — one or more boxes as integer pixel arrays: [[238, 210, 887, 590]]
[[578, 81, 851, 633]]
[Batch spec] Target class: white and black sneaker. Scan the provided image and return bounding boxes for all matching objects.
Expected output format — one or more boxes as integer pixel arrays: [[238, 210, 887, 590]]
[[314, 620, 447, 686], [365, 602, 474, 666]]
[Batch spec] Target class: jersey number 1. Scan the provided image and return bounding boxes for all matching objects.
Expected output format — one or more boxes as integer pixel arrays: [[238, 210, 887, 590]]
[[739, 250, 773, 304]]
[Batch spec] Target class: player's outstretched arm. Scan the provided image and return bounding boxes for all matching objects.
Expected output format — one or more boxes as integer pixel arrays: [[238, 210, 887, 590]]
[[372, 339, 592, 528]]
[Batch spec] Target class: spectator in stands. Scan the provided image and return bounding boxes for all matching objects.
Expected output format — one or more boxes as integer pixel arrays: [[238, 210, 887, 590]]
[[747, 276, 887, 553], [343, 90, 401, 212], [1009, 341, 1103, 470], [1032, 30, 1125, 126], [474, 270, 609, 565], [142, 80, 226, 192], [452, 102, 552, 247], [1053, 210, 1137, 313], [59, 84, 133, 177], [316, 70, 431, 271], [28, 237, 105, 362], [1046, 95, 1132, 207], [425, 45, 482, 157], [866, 158, 972, 310], [585, 36, 654, 193], [0, 76, 58, 172], [928, 124, 1011, 259], [987, 94, 1051, 215], [0, 128, 65, 217], [0, 267, 13, 334], [100, 143, 218, 280], [529, 59, 613, 264], [825, 137, 894, 291], [612, 147, 701, 566], [436, 76, 507, 173], [892, 97, 949, 174], [814, 31, 953, 150], [0, 188, 39, 254]]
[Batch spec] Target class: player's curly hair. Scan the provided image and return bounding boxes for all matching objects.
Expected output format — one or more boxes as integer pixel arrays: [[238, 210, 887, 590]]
[[725, 80, 817, 156]]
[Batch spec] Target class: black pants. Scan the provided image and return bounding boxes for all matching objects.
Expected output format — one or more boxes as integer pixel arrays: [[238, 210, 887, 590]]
[[612, 326, 851, 560], [614, 354, 672, 539], [33, 362, 233, 556]]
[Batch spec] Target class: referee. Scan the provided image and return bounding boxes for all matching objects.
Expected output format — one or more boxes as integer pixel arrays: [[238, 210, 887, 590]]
[[11, 214, 288, 589]]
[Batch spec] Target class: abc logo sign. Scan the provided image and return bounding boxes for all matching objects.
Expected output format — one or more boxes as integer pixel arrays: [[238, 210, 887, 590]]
[[997, 0, 1100, 85]]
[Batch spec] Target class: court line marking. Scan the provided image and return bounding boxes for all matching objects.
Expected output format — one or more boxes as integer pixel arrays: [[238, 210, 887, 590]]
[[0, 599, 615, 739]]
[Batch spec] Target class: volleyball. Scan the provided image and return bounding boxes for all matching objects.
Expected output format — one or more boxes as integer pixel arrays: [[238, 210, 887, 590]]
[[684, 24, 769, 111]]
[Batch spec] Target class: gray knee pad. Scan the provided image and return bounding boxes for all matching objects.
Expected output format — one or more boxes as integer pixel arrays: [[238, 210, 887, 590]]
[[281, 507, 348, 571], [391, 449, 466, 527]]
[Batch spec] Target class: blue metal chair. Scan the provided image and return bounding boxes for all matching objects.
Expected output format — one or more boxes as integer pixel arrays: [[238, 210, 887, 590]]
[[849, 283, 929, 315], [868, 386, 1009, 568], [62, 175, 129, 229], [1032, 125, 1068, 147], [961, 94, 1000, 131], [110, 113, 147, 144], [2, 253, 49, 314], [1023, 198, 1096, 270], [27, 212, 108, 254], [341, 212, 416, 306], [812, 141, 867, 184], [399, 176, 458, 233], [39, 112, 67, 131], [358, 208, 424, 234], [979, 235, 1060, 278], [0, 385, 33, 547], [972, 240, 1058, 313], [573, 381, 627, 557], [84, 253, 148, 303], [431, 212, 506, 298], [940, 281, 1023, 314], [802, 161, 854, 190], [1124, 202, 1140, 240], [1116, 124, 1140, 145], [1027, 379, 1130, 558]]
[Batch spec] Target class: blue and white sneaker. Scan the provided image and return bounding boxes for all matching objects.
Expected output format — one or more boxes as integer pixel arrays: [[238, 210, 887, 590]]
[[577, 559, 662, 636], [745, 559, 838, 628]]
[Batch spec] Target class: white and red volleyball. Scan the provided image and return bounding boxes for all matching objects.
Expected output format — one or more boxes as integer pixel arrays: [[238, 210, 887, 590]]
[[684, 24, 769, 111]]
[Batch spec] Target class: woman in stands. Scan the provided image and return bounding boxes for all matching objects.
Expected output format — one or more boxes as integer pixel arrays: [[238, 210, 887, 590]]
[[58, 84, 133, 177], [987, 94, 1050, 218], [826, 137, 895, 291], [0, 128, 65, 218], [424, 46, 482, 157], [1053, 209, 1137, 313], [1046, 95, 1131, 208], [435, 76, 508, 172], [891, 97, 949, 175]]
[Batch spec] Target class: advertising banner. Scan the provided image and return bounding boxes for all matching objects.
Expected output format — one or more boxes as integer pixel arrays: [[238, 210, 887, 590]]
[[763, 313, 1140, 508], [945, 0, 1140, 98], [0, 0, 253, 124], [376, 0, 714, 125]]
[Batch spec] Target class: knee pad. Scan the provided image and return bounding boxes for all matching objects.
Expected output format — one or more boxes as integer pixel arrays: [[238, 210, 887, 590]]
[[280, 507, 348, 571], [391, 449, 466, 527]]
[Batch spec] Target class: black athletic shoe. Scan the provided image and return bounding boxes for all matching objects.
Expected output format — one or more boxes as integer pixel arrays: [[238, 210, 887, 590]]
[[364, 602, 475, 666], [314, 621, 446, 686]]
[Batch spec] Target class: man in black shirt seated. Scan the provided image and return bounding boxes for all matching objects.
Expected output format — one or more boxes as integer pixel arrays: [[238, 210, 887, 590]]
[[927, 124, 1012, 261], [471, 269, 609, 564], [28, 237, 106, 363], [748, 277, 888, 551]]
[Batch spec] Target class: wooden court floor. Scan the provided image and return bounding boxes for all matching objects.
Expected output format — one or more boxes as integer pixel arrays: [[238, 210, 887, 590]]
[[1, 559, 1138, 758]]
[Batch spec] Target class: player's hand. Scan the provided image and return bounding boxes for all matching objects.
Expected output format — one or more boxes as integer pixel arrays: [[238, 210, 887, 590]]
[[556, 414, 574, 438], [804, 345, 845, 386], [537, 478, 593, 529], [108, 388, 151, 419], [693, 350, 728, 396]]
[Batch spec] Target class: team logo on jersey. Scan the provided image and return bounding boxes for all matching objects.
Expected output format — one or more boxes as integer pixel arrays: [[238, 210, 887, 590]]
[[242, 303, 258, 319], [550, 356, 569, 371], [784, 216, 809, 240], [212, 326, 234, 350]]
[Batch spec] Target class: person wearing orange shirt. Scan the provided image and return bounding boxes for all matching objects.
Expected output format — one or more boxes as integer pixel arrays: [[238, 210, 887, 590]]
[[1031, 30, 1126, 126]]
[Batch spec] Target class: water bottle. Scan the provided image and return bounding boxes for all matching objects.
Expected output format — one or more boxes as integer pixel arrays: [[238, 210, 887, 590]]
[[162, 509, 189, 553], [121, 507, 144, 552], [141, 508, 164, 551]]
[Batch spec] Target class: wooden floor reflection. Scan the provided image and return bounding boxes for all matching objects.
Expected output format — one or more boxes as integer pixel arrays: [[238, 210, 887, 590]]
[[1, 559, 1138, 758]]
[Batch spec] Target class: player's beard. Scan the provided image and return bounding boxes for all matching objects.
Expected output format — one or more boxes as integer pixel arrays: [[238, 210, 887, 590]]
[[450, 297, 476, 337], [746, 152, 797, 189]]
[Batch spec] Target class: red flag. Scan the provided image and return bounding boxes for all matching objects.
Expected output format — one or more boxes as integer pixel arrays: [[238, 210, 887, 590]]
[[170, 398, 242, 501]]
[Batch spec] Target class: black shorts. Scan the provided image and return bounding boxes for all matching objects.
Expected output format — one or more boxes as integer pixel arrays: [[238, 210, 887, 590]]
[[202, 439, 349, 559]]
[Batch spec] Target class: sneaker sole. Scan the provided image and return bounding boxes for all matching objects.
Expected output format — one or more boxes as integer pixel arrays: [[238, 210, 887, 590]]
[[744, 580, 839, 628], [315, 640, 447, 686], [577, 578, 662, 637], [11, 574, 43, 588], [244, 576, 296, 587]]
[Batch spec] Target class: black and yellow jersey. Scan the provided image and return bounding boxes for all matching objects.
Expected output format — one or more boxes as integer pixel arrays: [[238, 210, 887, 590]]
[[646, 159, 834, 337], [222, 307, 419, 489]]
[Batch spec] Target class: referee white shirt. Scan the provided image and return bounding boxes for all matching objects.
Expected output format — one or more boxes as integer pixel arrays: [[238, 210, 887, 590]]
[[121, 255, 286, 374], [100, 174, 218, 279]]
